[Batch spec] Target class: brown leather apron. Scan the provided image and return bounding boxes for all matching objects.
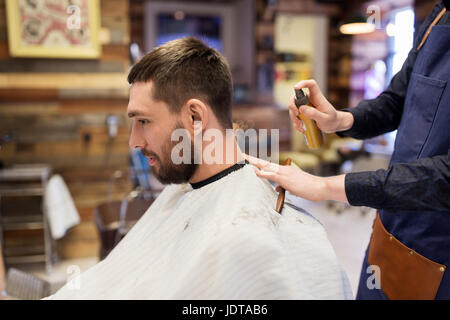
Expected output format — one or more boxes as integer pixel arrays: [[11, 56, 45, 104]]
[[368, 213, 446, 299]]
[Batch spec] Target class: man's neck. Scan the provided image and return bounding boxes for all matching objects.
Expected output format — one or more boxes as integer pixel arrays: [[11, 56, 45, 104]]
[[189, 137, 245, 184]]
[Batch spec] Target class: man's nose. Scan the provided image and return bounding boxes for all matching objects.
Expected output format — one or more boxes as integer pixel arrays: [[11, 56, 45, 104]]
[[129, 123, 146, 149]]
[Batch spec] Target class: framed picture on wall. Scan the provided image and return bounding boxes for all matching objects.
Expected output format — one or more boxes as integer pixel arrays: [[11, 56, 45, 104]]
[[5, 0, 101, 59]]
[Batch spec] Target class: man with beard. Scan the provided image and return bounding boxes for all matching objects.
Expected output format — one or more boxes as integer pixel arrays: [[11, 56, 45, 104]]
[[45, 37, 352, 299]]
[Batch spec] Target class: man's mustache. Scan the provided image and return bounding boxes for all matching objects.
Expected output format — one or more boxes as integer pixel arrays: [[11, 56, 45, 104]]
[[141, 149, 159, 159]]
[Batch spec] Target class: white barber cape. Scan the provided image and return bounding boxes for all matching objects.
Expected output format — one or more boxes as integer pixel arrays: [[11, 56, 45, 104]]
[[46, 164, 352, 299]]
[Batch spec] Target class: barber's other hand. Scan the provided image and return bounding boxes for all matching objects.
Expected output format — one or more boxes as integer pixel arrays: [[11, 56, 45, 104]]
[[244, 154, 327, 202], [289, 79, 354, 134]]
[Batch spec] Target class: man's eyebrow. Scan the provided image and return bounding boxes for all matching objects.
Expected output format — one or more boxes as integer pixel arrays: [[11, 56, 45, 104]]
[[127, 110, 148, 118]]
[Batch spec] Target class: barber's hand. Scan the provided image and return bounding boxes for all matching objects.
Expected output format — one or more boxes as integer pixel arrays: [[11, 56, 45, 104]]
[[289, 79, 354, 134], [244, 154, 327, 202]]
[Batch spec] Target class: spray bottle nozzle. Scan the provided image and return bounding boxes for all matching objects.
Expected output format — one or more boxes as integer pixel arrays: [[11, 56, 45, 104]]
[[294, 88, 309, 107]]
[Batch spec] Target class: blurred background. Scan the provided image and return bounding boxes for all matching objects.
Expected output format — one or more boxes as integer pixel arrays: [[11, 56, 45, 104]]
[[0, 0, 437, 299]]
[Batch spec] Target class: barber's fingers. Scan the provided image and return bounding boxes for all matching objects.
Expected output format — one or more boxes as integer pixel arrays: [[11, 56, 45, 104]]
[[288, 101, 304, 133], [244, 154, 280, 172], [253, 163, 291, 190], [294, 79, 324, 103], [294, 79, 334, 114], [298, 105, 328, 124], [253, 168, 283, 185], [243, 155, 284, 186]]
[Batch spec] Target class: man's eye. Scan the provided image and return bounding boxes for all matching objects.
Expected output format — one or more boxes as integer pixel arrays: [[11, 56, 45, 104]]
[[138, 119, 150, 125]]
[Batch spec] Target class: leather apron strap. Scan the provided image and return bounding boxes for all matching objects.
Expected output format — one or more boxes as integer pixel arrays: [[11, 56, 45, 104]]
[[417, 8, 447, 51]]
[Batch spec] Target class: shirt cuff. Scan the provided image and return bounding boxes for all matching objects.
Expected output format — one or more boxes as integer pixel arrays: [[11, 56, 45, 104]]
[[335, 107, 364, 138], [345, 171, 386, 208]]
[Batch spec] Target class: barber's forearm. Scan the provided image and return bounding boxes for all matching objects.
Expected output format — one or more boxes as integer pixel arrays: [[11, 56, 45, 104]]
[[319, 174, 349, 204], [336, 111, 354, 132]]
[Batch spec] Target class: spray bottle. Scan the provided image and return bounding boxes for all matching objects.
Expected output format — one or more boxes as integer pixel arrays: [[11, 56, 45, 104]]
[[294, 88, 324, 149]]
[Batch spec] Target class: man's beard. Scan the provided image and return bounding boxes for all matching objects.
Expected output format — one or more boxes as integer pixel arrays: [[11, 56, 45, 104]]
[[142, 122, 198, 185]]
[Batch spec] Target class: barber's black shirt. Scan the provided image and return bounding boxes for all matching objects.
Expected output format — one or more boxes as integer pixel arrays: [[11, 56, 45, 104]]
[[337, 0, 450, 212]]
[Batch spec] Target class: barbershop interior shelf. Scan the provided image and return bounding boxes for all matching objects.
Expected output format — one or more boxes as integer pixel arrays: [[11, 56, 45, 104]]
[[5, 255, 47, 265], [0, 187, 44, 197], [1, 215, 44, 231], [0, 164, 55, 274], [0, 165, 51, 181], [4, 245, 46, 257]]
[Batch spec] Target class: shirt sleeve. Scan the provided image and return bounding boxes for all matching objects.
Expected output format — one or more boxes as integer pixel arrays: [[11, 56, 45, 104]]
[[336, 1, 445, 140], [345, 149, 450, 212]]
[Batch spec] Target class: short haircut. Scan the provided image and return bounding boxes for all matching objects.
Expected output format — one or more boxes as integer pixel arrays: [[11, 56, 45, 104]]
[[127, 37, 233, 129]]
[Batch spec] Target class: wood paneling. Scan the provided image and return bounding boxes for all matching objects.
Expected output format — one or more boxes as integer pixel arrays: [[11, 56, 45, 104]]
[[0, 89, 59, 102], [0, 0, 132, 260], [0, 41, 8, 58], [102, 44, 130, 61], [0, 60, 126, 73], [0, 73, 129, 90], [59, 99, 129, 114], [0, 42, 129, 61]]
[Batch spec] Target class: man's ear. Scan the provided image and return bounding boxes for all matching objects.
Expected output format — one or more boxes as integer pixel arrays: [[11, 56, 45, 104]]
[[184, 98, 209, 131]]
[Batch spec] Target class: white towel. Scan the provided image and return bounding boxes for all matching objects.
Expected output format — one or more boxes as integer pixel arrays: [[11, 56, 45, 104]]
[[44, 174, 80, 239]]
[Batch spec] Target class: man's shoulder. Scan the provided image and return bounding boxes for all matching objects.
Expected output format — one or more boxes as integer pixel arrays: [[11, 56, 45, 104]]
[[196, 165, 324, 230], [210, 202, 326, 252]]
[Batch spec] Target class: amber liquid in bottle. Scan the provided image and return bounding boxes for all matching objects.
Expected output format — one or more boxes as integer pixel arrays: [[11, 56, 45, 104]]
[[294, 88, 324, 149]]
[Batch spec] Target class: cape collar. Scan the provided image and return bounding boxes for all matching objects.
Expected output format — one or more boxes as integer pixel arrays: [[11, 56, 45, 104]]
[[190, 161, 248, 190]]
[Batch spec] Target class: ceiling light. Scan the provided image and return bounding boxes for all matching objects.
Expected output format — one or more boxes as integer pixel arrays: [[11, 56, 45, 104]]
[[340, 14, 376, 35], [386, 22, 396, 37]]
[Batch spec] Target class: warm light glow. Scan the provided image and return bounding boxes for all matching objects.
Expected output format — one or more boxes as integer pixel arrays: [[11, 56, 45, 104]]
[[391, 8, 414, 75], [339, 22, 375, 35], [386, 23, 396, 37], [174, 11, 185, 20]]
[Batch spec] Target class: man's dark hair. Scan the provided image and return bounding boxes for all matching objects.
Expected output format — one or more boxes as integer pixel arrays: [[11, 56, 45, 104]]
[[128, 37, 233, 129]]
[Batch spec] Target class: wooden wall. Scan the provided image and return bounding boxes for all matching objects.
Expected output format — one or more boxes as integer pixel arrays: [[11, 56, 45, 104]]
[[0, 0, 133, 259]]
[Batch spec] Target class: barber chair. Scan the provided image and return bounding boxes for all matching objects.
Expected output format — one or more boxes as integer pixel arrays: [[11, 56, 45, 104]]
[[94, 195, 154, 260], [95, 149, 163, 260], [4, 268, 50, 300]]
